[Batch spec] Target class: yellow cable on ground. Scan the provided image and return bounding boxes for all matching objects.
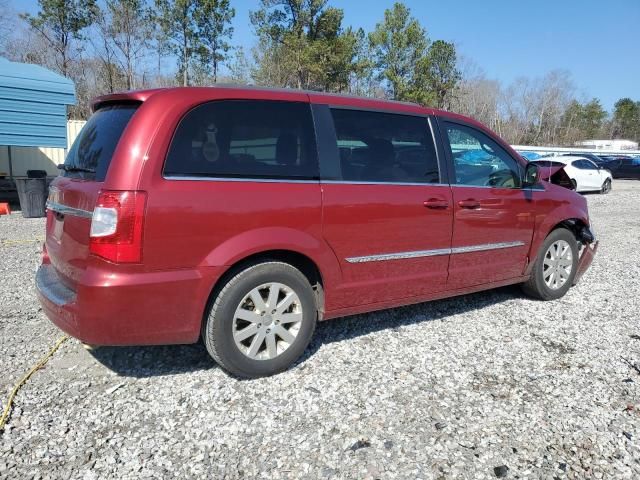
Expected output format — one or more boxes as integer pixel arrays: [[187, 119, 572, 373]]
[[0, 238, 45, 246], [0, 335, 69, 433]]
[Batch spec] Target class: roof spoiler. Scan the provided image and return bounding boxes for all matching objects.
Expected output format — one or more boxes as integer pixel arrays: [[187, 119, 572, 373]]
[[91, 89, 165, 113]]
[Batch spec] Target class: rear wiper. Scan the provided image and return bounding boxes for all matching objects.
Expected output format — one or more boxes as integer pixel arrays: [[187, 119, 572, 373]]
[[57, 164, 96, 173]]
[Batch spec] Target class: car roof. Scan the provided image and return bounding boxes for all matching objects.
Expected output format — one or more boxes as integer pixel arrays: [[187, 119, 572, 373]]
[[92, 85, 430, 113], [91, 85, 487, 126], [551, 155, 593, 163]]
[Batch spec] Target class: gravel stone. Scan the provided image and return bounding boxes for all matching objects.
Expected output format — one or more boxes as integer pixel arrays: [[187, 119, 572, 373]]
[[1, 181, 640, 478], [493, 465, 509, 477]]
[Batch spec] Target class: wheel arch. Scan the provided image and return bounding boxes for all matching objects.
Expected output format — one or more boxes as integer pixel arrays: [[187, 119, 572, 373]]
[[201, 249, 328, 337], [552, 218, 589, 238], [526, 204, 591, 276]]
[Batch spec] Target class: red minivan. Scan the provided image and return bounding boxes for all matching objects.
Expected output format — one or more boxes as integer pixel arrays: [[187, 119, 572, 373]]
[[37, 87, 597, 378]]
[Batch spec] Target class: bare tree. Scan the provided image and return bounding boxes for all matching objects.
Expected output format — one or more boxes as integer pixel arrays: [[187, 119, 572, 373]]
[[1, 23, 52, 66], [450, 61, 501, 131], [224, 46, 252, 84], [0, 0, 13, 46], [103, 0, 154, 89], [527, 70, 574, 145], [453, 62, 580, 146], [93, 11, 128, 93], [500, 77, 535, 144]]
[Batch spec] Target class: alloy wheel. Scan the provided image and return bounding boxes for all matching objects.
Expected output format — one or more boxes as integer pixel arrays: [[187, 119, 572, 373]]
[[232, 282, 303, 360], [543, 240, 573, 290]]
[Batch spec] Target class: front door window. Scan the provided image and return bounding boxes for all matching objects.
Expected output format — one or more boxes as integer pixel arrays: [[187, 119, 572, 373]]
[[445, 123, 523, 189]]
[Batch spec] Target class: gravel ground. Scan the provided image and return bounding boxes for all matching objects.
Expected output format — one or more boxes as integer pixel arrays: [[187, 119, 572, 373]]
[[1, 181, 640, 479]]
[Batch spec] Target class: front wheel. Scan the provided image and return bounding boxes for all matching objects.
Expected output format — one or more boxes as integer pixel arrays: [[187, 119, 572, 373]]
[[600, 178, 612, 194], [203, 262, 317, 378], [522, 228, 579, 301]]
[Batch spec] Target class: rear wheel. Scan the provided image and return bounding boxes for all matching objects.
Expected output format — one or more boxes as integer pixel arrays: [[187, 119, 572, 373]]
[[203, 262, 317, 378], [522, 228, 579, 301], [600, 178, 612, 194]]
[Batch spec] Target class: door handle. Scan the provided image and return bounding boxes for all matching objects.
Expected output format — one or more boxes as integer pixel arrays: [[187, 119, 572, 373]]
[[423, 198, 449, 209], [458, 199, 480, 209]]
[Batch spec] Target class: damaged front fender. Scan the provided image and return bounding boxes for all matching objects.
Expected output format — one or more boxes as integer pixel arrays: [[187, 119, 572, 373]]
[[559, 220, 597, 285], [573, 240, 598, 285]]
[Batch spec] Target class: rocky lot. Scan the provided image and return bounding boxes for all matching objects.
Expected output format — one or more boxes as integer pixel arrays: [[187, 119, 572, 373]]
[[1, 181, 640, 479]]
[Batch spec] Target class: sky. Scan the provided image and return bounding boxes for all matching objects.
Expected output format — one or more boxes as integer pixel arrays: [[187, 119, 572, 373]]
[[13, 0, 640, 111]]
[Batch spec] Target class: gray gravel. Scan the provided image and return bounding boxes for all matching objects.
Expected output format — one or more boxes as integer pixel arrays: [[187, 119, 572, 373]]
[[1, 181, 640, 479]]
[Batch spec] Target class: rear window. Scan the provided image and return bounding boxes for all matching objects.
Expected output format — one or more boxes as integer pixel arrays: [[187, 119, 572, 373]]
[[63, 104, 138, 181], [164, 100, 318, 180]]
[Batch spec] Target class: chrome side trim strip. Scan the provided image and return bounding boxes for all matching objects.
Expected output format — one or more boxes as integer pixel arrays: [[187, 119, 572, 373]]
[[321, 180, 447, 187], [451, 184, 521, 190], [46, 201, 93, 219], [345, 241, 525, 263], [346, 247, 451, 263], [451, 241, 525, 254]]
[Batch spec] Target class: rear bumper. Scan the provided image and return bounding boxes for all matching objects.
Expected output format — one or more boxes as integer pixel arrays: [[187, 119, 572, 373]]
[[36, 263, 224, 345], [36, 264, 80, 336], [573, 240, 598, 286]]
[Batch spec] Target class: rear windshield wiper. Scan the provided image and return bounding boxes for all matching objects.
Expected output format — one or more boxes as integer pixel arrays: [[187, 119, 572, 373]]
[[57, 164, 96, 173]]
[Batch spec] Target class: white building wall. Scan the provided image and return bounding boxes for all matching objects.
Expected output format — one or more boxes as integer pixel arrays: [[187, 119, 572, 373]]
[[0, 120, 86, 177], [576, 139, 639, 150]]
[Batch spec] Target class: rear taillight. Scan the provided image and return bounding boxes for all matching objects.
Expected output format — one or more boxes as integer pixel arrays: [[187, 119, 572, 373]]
[[89, 190, 147, 263]]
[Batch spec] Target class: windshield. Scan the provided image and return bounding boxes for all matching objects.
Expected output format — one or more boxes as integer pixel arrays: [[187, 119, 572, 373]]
[[63, 104, 138, 181]]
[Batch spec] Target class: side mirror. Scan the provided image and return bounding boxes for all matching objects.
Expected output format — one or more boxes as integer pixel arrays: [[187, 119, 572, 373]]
[[523, 162, 541, 187]]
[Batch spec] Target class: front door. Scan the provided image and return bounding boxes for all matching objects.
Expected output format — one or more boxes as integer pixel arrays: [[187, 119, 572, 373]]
[[319, 107, 453, 309], [439, 119, 536, 289], [573, 159, 600, 189]]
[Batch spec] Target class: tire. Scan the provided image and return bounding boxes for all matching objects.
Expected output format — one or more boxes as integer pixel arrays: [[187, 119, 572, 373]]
[[522, 228, 579, 301], [600, 178, 612, 194], [203, 262, 317, 378], [570, 178, 578, 191]]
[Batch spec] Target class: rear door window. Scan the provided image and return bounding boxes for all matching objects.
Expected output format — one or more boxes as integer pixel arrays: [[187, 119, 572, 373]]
[[164, 100, 318, 180], [330, 108, 441, 184], [63, 104, 138, 181]]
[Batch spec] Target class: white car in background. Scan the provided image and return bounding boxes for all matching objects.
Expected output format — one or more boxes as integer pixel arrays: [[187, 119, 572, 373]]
[[535, 156, 613, 194]]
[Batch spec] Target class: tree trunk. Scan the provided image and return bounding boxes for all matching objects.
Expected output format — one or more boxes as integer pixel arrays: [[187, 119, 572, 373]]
[[182, 29, 188, 86], [126, 34, 133, 90]]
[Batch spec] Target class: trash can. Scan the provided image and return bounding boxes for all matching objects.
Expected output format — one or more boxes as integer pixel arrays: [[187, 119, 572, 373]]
[[27, 169, 48, 179], [15, 177, 47, 218]]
